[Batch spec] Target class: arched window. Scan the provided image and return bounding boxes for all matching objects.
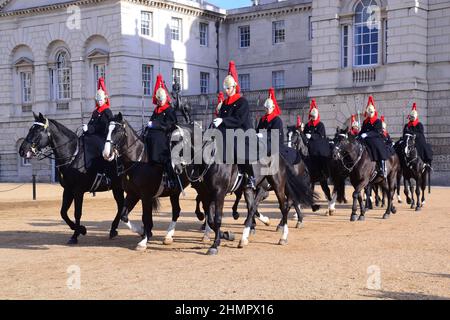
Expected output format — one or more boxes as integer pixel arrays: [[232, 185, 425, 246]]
[[55, 50, 71, 100], [354, 0, 379, 66]]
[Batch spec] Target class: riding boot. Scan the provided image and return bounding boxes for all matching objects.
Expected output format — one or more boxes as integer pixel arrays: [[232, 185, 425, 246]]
[[164, 162, 177, 189]]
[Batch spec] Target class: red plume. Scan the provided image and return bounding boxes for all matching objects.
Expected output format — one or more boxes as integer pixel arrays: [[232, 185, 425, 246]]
[[261, 87, 281, 123], [309, 98, 317, 112], [363, 96, 378, 125], [152, 74, 171, 106], [296, 115, 302, 128], [381, 115, 385, 122], [308, 99, 320, 126], [95, 77, 110, 112], [227, 61, 240, 93], [412, 102, 417, 111]]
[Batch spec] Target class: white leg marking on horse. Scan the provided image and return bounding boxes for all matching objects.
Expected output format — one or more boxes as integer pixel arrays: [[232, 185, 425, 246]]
[[397, 195, 402, 202], [124, 221, 144, 235], [204, 222, 212, 237], [281, 224, 289, 241], [329, 192, 337, 211], [166, 221, 177, 239], [242, 227, 251, 241], [137, 236, 147, 248], [257, 214, 270, 225]]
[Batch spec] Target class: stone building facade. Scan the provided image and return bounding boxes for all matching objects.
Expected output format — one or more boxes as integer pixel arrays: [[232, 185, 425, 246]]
[[0, 0, 449, 184]]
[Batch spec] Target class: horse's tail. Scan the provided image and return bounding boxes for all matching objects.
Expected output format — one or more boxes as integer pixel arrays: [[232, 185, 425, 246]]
[[428, 166, 431, 194], [152, 198, 160, 212], [284, 160, 317, 207]]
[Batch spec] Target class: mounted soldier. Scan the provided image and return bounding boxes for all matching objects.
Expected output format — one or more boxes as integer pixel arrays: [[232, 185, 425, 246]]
[[359, 96, 389, 178], [212, 61, 255, 188], [146, 74, 178, 188], [82, 77, 114, 190], [256, 88, 298, 164], [403, 102, 433, 170], [349, 114, 360, 136]]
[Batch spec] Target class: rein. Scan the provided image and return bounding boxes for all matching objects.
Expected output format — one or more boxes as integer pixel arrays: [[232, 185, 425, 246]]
[[336, 141, 364, 172]]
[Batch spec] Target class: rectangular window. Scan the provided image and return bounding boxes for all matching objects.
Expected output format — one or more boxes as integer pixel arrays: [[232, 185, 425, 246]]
[[142, 64, 153, 96], [239, 25, 250, 48], [272, 71, 285, 89], [171, 17, 182, 41], [141, 11, 152, 36], [238, 74, 250, 92], [354, 22, 378, 66], [20, 72, 32, 104], [272, 20, 285, 44], [172, 68, 183, 90], [200, 72, 210, 94], [308, 16, 313, 40], [57, 68, 71, 100], [200, 22, 209, 46], [341, 25, 349, 68], [308, 67, 312, 86], [94, 64, 106, 93], [383, 19, 388, 64]]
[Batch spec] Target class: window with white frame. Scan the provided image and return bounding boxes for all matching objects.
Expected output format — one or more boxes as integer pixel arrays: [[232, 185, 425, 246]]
[[272, 20, 285, 44], [239, 25, 250, 48], [383, 19, 388, 64], [354, 0, 379, 66], [142, 64, 153, 96], [238, 74, 250, 92], [200, 72, 209, 94], [172, 68, 183, 90], [272, 71, 285, 89], [94, 64, 106, 93], [54, 50, 71, 100], [141, 11, 153, 36], [341, 25, 349, 68], [20, 72, 32, 104], [171, 17, 182, 41], [200, 22, 209, 46]]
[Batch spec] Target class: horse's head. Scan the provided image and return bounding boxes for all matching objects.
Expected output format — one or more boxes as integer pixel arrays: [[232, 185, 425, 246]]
[[19, 112, 51, 159], [170, 124, 196, 175], [332, 128, 361, 163], [103, 112, 128, 161], [404, 133, 417, 160]]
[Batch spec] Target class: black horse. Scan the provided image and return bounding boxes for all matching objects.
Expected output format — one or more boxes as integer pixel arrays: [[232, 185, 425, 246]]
[[101, 113, 211, 250], [172, 125, 316, 255], [396, 133, 431, 211], [287, 126, 341, 215], [332, 133, 400, 221], [19, 113, 124, 244]]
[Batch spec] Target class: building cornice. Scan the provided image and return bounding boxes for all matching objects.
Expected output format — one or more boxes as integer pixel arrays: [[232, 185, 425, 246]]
[[0, 0, 226, 20], [225, 3, 311, 23]]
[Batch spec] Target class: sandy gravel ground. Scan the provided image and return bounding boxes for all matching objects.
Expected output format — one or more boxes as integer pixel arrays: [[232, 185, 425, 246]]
[[0, 183, 449, 300]]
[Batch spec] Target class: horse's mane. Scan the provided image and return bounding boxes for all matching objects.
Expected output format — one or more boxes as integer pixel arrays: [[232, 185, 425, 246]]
[[48, 119, 78, 140]]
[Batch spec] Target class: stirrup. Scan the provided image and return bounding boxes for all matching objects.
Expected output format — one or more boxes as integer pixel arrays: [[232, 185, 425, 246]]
[[90, 173, 111, 193]]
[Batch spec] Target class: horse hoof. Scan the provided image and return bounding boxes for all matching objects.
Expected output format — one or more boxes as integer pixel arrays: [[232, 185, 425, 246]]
[[406, 199, 411, 205], [232, 211, 240, 220], [67, 238, 78, 245], [223, 231, 235, 241], [358, 215, 366, 221], [328, 209, 335, 216], [109, 230, 118, 239], [383, 213, 390, 219], [135, 244, 147, 251], [276, 225, 282, 232], [410, 204, 415, 209], [398, 200, 403, 204], [262, 219, 271, 227], [121, 216, 129, 223], [312, 205, 320, 212], [201, 236, 210, 243], [78, 226, 87, 236], [195, 211, 205, 221], [163, 237, 173, 245], [206, 248, 218, 255], [200, 224, 206, 231], [278, 239, 288, 246], [350, 214, 358, 222], [238, 239, 249, 248], [421, 201, 426, 207], [296, 222, 304, 229], [391, 207, 397, 214], [415, 207, 421, 212], [250, 228, 256, 236]]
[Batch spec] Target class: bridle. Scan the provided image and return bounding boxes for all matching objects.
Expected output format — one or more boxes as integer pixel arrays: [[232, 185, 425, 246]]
[[27, 119, 79, 168], [105, 121, 145, 176], [334, 137, 364, 172], [404, 133, 418, 168]]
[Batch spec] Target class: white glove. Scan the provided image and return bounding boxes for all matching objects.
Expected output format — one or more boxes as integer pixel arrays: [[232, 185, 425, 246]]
[[82, 124, 88, 132], [305, 133, 312, 139], [213, 118, 223, 128], [361, 133, 368, 139], [147, 121, 153, 128], [256, 133, 264, 139]]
